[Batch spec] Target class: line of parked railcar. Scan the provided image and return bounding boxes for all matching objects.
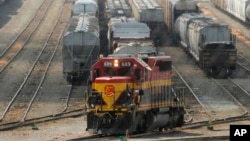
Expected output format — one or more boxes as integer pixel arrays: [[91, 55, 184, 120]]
[[157, 0, 237, 77], [62, 0, 100, 83], [211, 0, 250, 23], [127, 0, 165, 44]]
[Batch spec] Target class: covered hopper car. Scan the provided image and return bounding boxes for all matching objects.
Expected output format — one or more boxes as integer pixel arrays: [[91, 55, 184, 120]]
[[211, 0, 250, 23], [72, 0, 99, 17], [175, 13, 237, 77], [62, 14, 100, 83]]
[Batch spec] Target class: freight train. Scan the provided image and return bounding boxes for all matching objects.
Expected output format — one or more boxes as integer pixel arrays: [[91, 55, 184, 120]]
[[157, 0, 237, 77], [84, 1, 185, 135], [211, 0, 250, 23]]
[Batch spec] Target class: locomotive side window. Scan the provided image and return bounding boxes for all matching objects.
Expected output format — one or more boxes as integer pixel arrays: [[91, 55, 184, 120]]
[[158, 61, 172, 71], [135, 68, 141, 80], [93, 69, 100, 78]]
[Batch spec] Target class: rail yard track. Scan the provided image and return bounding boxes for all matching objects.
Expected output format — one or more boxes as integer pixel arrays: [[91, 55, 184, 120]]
[[0, 0, 52, 69], [0, 0, 86, 131], [237, 54, 250, 73], [1, 0, 250, 140], [67, 129, 229, 141]]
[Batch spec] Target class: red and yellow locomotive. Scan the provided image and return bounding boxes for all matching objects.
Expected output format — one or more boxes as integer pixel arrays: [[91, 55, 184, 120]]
[[85, 53, 185, 135]]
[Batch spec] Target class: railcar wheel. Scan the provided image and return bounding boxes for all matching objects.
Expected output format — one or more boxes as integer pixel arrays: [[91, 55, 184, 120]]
[[66, 75, 73, 83]]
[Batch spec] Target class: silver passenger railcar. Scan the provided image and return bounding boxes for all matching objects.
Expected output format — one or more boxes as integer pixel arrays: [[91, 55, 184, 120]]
[[175, 13, 237, 77], [62, 14, 100, 82], [211, 0, 250, 23], [72, 0, 98, 16]]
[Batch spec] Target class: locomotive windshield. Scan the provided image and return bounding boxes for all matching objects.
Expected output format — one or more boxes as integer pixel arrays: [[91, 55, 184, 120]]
[[105, 68, 132, 76]]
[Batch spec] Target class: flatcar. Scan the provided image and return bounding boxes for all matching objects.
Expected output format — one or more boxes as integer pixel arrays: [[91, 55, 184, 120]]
[[211, 0, 250, 23], [72, 0, 98, 17], [85, 52, 185, 135], [175, 13, 237, 77], [62, 14, 100, 82]]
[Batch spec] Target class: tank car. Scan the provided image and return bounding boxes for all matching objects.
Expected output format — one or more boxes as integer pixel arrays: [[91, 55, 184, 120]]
[[107, 17, 151, 53], [127, 0, 165, 42], [62, 14, 100, 82], [158, 0, 198, 33], [175, 13, 237, 77], [211, 0, 250, 23], [72, 0, 98, 17], [85, 53, 185, 135], [174, 13, 211, 51]]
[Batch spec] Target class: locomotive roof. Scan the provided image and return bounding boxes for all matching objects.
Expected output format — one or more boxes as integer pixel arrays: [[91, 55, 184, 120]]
[[105, 55, 152, 71], [169, 0, 197, 10]]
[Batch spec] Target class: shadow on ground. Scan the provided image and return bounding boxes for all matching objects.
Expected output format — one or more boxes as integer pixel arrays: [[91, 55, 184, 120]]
[[0, 0, 23, 28]]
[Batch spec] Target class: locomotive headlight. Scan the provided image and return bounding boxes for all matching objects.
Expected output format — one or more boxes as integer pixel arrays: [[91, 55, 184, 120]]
[[114, 59, 119, 67]]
